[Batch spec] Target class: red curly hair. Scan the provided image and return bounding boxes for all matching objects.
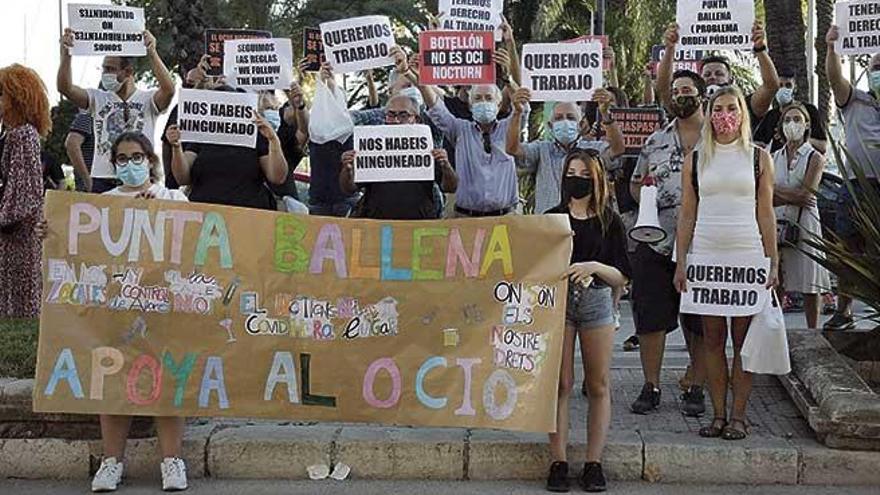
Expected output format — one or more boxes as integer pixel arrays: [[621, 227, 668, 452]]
[[0, 64, 51, 137]]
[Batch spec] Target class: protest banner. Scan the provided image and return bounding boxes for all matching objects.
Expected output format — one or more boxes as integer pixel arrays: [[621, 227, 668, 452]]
[[676, 0, 755, 51], [177, 89, 259, 148], [419, 31, 495, 85], [680, 253, 772, 317], [303, 27, 326, 72], [204, 29, 272, 77], [67, 4, 146, 56], [521, 42, 603, 102], [223, 38, 294, 91], [438, 0, 504, 41], [834, 0, 880, 55], [33, 191, 572, 433], [609, 108, 666, 156], [563, 35, 612, 71], [320, 16, 396, 74], [354, 125, 435, 183], [649, 45, 704, 78]]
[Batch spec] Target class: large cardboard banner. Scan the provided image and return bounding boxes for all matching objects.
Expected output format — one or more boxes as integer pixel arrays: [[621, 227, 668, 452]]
[[835, 0, 880, 55], [34, 192, 572, 433], [609, 108, 666, 156], [680, 254, 771, 317], [521, 42, 603, 102], [320, 16, 396, 74], [204, 29, 272, 77], [419, 31, 495, 85], [438, 0, 504, 41], [223, 38, 294, 91], [354, 125, 435, 183], [303, 27, 326, 72], [676, 0, 754, 51], [649, 45, 704, 78], [177, 89, 259, 148], [67, 4, 146, 56]]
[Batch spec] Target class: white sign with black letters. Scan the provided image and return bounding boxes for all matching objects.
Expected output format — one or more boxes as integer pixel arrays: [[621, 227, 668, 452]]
[[354, 125, 435, 183], [680, 253, 771, 317], [177, 89, 259, 148], [67, 4, 146, 56], [521, 42, 603, 102], [320, 16, 396, 74], [438, 0, 504, 41], [223, 38, 294, 91], [835, 0, 880, 55], [676, 0, 754, 51]]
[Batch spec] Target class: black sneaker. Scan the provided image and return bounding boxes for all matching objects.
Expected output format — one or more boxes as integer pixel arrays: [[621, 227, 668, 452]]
[[823, 312, 855, 331], [630, 383, 661, 414], [680, 385, 706, 417], [622, 335, 639, 351], [546, 461, 570, 492], [579, 462, 607, 492]]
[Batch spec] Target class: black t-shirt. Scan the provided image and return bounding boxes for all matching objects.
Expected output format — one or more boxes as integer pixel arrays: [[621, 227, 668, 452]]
[[41, 151, 64, 190], [183, 135, 275, 210], [356, 166, 444, 220], [752, 102, 826, 152], [308, 136, 353, 206], [270, 102, 307, 198], [546, 206, 632, 279], [162, 105, 180, 190], [613, 156, 639, 214]]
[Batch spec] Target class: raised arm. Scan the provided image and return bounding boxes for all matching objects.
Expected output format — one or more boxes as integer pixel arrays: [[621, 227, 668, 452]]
[[748, 22, 780, 120], [433, 149, 458, 193], [285, 78, 309, 146], [505, 87, 530, 158], [656, 23, 678, 111], [339, 150, 357, 195], [57, 28, 90, 109], [500, 18, 521, 86], [257, 114, 289, 185], [594, 88, 625, 158], [825, 25, 853, 107], [144, 31, 175, 112], [164, 125, 196, 186]]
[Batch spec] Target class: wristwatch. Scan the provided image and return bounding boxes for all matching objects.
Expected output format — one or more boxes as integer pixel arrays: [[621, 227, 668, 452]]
[[753, 45, 767, 53]]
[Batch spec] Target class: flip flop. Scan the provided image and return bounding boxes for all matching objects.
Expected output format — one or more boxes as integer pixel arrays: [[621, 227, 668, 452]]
[[722, 419, 750, 441], [698, 417, 727, 438]]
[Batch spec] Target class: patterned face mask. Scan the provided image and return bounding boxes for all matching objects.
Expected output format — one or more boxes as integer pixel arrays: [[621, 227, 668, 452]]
[[711, 110, 741, 135]]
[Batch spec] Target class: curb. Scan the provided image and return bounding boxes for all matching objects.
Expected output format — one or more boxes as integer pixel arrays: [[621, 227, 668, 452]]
[[3, 423, 880, 485]]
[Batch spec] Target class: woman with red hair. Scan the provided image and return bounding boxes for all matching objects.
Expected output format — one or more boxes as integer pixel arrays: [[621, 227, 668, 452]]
[[0, 64, 51, 318]]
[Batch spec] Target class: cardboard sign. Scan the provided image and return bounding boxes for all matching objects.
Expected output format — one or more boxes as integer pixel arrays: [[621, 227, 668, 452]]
[[67, 4, 146, 56], [438, 0, 504, 41], [835, 0, 880, 55], [419, 31, 495, 85], [649, 45, 704, 77], [676, 0, 754, 51], [609, 108, 666, 156], [354, 125, 435, 183], [320, 16, 396, 73], [223, 38, 294, 91], [33, 191, 572, 433], [205, 29, 272, 77], [563, 35, 611, 71], [680, 254, 771, 317], [177, 89, 259, 148], [521, 42, 603, 102], [303, 27, 325, 72]]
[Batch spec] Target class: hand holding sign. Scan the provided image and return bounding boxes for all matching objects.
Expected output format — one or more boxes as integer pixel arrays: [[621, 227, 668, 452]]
[[751, 21, 767, 51], [61, 28, 75, 57], [827, 25, 841, 47], [390, 45, 410, 75], [664, 23, 680, 49], [165, 125, 181, 148], [511, 87, 531, 113], [144, 30, 157, 56]]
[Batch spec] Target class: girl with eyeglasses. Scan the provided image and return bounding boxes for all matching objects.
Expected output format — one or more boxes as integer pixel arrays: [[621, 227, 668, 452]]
[[104, 132, 187, 201]]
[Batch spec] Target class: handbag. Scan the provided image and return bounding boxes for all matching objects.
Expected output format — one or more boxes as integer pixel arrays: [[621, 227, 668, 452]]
[[741, 290, 790, 375], [776, 208, 803, 247]]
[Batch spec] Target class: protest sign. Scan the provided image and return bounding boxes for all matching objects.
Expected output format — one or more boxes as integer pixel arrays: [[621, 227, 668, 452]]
[[680, 254, 771, 317], [834, 0, 880, 55], [649, 45, 704, 77], [521, 42, 603, 102], [676, 0, 754, 51], [303, 27, 326, 72], [33, 191, 572, 433], [205, 29, 272, 77], [609, 108, 666, 156], [438, 0, 504, 41], [354, 125, 435, 183], [563, 35, 612, 71], [177, 89, 259, 148], [223, 38, 294, 91], [419, 31, 495, 85], [320, 16, 396, 73], [67, 4, 145, 56]]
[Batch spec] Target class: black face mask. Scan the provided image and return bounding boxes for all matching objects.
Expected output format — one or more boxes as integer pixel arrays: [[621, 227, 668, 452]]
[[671, 95, 701, 119], [563, 176, 594, 200]]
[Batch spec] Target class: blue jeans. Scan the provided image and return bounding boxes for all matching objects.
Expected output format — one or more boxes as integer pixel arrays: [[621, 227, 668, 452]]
[[309, 197, 359, 217]]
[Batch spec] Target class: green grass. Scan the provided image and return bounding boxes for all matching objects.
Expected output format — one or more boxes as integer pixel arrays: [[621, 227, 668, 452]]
[[0, 319, 39, 378]]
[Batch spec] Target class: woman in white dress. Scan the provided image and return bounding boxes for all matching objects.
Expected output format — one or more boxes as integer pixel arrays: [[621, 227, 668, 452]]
[[674, 86, 778, 440], [772, 103, 830, 329]]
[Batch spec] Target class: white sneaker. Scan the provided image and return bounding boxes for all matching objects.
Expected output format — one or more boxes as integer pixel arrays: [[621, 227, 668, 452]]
[[161, 457, 188, 491], [91, 457, 124, 492]]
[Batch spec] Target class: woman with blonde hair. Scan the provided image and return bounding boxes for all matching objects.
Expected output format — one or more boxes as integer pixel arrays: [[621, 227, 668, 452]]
[[0, 64, 51, 318], [544, 148, 631, 492], [674, 86, 778, 440]]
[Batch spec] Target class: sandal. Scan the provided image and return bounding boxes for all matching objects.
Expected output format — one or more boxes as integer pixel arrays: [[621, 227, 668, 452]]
[[722, 419, 750, 441], [698, 417, 727, 438]]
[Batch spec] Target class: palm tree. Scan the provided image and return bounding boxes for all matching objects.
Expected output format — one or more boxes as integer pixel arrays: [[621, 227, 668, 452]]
[[814, 0, 834, 121], [764, 0, 809, 101]]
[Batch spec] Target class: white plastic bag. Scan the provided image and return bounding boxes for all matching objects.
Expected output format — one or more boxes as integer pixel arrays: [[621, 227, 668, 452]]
[[741, 290, 790, 375], [308, 79, 353, 144]]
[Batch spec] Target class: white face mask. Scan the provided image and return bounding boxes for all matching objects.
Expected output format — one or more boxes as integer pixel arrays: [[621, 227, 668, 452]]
[[101, 73, 121, 93], [783, 121, 807, 142]]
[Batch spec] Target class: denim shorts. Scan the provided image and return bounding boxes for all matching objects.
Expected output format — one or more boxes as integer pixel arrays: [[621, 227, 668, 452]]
[[565, 282, 615, 329], [834, 179, 880, 240]]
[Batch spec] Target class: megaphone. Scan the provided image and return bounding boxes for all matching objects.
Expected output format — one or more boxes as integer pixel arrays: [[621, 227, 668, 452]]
[[629, 184, 667, 244]]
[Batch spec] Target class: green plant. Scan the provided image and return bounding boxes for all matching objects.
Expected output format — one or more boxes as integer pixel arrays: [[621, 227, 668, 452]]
[[0, 319, 39, 378]]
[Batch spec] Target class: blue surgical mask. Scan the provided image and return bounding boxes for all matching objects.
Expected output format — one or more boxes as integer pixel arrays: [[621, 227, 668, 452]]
[[116, 161, 150, 187], [551, 120, 580, 145], [870, 70, 880, 94], [472, 101, 498, 124], [776, 87, 794, 106], [263, 109, 281, 132], [102, 73, 121, 93], [399, 87, 424, 110]]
